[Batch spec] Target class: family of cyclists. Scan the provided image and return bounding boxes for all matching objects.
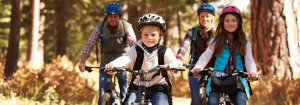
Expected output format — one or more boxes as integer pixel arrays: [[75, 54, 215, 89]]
[[78, 2, 258, 105]]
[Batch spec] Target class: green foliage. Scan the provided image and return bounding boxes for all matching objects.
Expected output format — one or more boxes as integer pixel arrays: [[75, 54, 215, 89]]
[[43, 87, 59, 104]]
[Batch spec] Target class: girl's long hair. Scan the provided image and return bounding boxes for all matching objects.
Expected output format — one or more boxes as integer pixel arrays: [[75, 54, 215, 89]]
[[211, 13, 247, 57]]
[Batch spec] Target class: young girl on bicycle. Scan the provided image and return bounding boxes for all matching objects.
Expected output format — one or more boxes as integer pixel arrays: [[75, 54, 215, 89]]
[[192, 6, 258, 105], [105, 13, 180, 105], [175, 3, 215, 105]]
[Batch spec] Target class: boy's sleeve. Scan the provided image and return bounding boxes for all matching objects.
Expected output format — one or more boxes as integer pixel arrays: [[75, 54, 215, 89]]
[[110, 46, 137, 68], [164, 48, 179, 65]]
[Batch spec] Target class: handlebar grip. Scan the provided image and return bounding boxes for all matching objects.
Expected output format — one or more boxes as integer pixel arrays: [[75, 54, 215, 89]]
[[176, 67, 186, 71], [105, 66, 126, 72], [157, 65, 168, 69], [85, 66, 105, 72], [85, 66, 92, 72], [242, 73, 259, 81]]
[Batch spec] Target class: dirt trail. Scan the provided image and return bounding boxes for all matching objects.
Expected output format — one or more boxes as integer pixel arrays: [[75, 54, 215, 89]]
[[173, 96, 191, 105]]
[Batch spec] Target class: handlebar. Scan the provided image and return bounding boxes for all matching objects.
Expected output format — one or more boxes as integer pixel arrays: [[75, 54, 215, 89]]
[[184, 64, 259, 80], [232, 71, 260, 80], [85, 66, 105, 72], [187, 67, 215, 76], [85, 65, 186, 74], [183, 64, 195, 69]]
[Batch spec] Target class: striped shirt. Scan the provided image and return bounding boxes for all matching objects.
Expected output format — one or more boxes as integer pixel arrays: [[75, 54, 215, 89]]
[[82, 26, 137, 55]]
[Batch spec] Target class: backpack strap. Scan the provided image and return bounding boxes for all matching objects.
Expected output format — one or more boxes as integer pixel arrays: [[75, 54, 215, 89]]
[[123, 46, 143, 105], [190, 25, 198, 64], [152, 46, 173, 105], [151, 46, 167, 79], [123, 46, 172, 105]]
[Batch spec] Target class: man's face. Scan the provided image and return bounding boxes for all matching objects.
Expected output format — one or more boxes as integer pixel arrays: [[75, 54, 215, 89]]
[[107, 14, 120, 27]]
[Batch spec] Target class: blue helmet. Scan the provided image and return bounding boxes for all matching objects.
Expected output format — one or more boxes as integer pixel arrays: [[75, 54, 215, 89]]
[[105, 3, 122, 15], [197, 3, 215, 16]]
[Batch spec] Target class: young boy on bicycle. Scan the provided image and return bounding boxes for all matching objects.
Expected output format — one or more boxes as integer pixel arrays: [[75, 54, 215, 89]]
[[105, 13, 180, 105]]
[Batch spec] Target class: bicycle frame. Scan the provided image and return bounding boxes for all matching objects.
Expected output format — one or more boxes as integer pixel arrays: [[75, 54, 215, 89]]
[[85, 66, 121, 105]]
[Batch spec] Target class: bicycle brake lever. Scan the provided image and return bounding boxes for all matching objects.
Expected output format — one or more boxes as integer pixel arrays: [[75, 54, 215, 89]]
[[232, 73, 239, 76]]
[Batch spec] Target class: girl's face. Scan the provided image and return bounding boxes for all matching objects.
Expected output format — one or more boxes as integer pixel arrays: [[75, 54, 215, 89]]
[[224, 14, 238, 33], [141, 25, 161, 47], [198, 12, 213, 28]]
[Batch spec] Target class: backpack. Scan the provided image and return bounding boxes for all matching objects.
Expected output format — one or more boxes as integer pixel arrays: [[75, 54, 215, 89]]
[[123, 45, 174, 105]]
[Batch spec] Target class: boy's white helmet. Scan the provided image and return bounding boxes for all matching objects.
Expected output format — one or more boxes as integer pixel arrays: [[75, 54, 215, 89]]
[[137, 13, 166, 33]]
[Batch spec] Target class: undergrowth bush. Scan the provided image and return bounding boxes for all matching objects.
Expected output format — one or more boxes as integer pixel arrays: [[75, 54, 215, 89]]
[[0, 55, 99, 104], [0, 55, 299, 104]]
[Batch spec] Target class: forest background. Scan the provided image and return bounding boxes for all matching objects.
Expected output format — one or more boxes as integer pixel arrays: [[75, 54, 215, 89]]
[[0, 0, 300, 104]]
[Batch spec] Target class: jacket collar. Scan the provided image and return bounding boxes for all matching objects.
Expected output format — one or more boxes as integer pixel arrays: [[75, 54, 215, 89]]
[[135, 39, 164, 56]]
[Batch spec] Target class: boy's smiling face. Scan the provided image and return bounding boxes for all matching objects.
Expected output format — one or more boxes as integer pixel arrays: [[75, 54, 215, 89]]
[[140, 25, 162, 47]]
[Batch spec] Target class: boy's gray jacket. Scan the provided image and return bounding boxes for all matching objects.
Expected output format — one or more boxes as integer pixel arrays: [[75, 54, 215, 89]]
[[109, 39, 179, 87]]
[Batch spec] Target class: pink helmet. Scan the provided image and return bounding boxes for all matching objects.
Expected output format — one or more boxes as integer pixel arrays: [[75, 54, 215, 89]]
[[219, 6, 242, 20]]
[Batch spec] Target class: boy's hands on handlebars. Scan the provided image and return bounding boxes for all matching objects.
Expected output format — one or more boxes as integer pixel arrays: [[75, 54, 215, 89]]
[[105, 63, 116, 74], [168, 62, 179, 73], [246, 72, 258, 82], [192, 68, 202, 78], [79, 63, 86, 72]]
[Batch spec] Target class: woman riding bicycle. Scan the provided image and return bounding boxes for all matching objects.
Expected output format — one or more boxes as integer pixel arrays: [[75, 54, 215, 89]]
[[175, 3, 215, 105], [191, 6, 258, 105], [105, 13, 180, 105]]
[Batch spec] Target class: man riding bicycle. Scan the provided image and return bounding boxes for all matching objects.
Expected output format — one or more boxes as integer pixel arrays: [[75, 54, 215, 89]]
[[78, 3, 137, 104]]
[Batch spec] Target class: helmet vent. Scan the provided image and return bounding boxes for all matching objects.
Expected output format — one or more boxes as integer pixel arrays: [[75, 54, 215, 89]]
[[155, 17, 160, 20]]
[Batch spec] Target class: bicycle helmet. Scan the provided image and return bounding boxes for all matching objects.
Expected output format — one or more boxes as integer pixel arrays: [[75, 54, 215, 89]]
[[137, 13, 166, 33], [105, 3, 122, 15], [219, 6, 242, 20], [197, 3, 215, 16]]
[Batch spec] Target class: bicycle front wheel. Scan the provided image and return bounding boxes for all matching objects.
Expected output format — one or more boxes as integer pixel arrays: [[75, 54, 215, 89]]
[[100, 93, 112, 105]]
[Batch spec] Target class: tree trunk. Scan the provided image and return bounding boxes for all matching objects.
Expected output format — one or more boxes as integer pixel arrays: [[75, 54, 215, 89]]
[[128, 3, 140, 40], [203, 0, 208, 3], [4, 0, 23, 79], [27, 0, 44, 69], [250, 0, 300, 80], [177, 10, 182, 45], [56, 0, 67, 56], [163, 14, 170, 46], [139, 0, 146, 17]]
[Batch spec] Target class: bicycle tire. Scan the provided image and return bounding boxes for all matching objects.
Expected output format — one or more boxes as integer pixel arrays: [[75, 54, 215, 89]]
[[100, 93, 112, 105], [199, 90, 207, 105]]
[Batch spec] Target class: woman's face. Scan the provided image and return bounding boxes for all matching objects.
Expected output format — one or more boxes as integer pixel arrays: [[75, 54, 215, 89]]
[[224, 14, 238, 33], [141, 25, 161, 47], [198, 12, 213, 28]]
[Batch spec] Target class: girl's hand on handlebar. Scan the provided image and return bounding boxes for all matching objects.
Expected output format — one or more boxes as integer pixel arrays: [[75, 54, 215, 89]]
[[105, 63, 116, 74], [79, 63, 86, 72], [168, 62, 179, 73], [246, 72, 258, 82], [192, 68, 202, 78]]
